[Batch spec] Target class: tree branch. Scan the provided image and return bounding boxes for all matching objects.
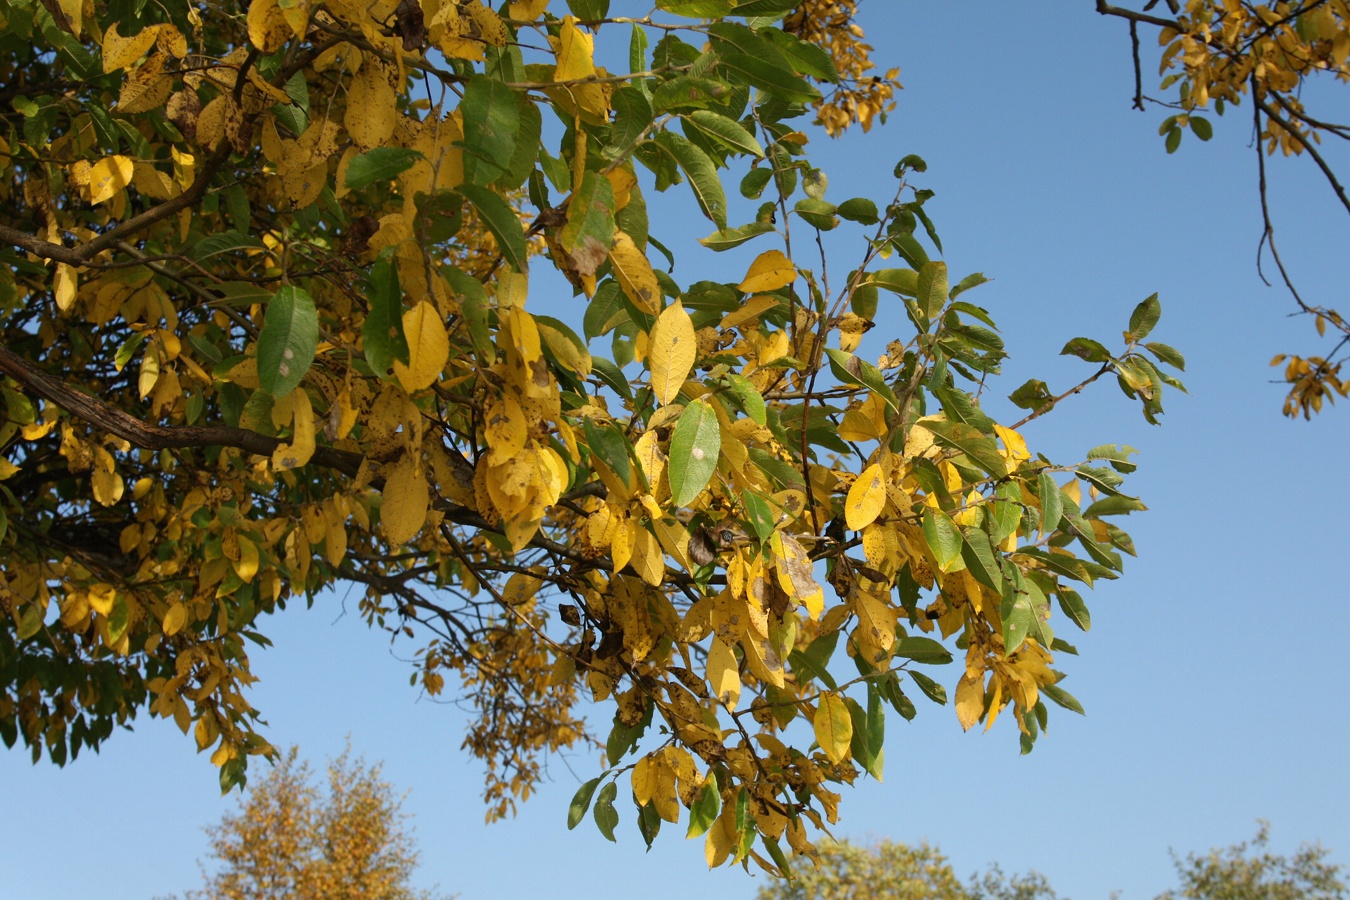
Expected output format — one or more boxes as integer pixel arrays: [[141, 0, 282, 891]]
[[0, 342, 364, 476], [1095, 1, 1180, 30]]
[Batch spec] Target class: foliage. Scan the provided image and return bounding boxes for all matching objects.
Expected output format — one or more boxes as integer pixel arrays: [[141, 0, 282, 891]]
[[1097, 1, 1350, 417], [0, 0, 1183, 875], [1157, 823, 1347, 900], [176, 745, 444, 900], [752, 838, 1057, 900]]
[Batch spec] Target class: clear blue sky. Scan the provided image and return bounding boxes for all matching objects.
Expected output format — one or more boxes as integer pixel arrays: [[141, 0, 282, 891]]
[[5, 4, 1349, 899]]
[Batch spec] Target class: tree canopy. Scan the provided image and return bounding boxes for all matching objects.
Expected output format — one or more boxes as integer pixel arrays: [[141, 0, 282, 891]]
[[178, 745, 445, 900], [33, 0, 1350, 879]]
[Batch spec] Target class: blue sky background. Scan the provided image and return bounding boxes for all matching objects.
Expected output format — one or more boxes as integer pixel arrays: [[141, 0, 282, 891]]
[[5, 3, 1350, 898]]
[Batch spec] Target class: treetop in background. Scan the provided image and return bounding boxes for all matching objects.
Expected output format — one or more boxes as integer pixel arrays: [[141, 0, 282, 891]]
[[0, 0, 1186, 877]]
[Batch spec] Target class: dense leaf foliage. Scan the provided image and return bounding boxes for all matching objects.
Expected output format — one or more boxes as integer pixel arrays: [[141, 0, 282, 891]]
[[0, 0, 1182, 874], [178, 746, 444, 900]]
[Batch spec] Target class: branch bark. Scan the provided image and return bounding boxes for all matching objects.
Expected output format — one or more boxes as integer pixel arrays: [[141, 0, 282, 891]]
[[0, 342, 364, 476]]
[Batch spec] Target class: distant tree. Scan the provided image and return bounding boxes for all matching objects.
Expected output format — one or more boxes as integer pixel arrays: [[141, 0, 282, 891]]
[[1157, 823, 1346, 900], [753, 838, 1057, 900], [179, 746, 444, 900]]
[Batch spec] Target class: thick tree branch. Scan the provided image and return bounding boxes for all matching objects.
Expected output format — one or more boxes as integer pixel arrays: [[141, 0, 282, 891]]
[[0, 342, 364, 476]]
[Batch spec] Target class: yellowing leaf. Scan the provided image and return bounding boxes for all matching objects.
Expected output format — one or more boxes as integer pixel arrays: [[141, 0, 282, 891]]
[[393, 302, 450, 393], [88, 155, 133, 206], [845, 463, 886, 531], [53, 263, 77, 312], [91, 447, 124, 506], [162, 601, 188, 636], [648, 301, 696, 406], [246, 0, 291, 52], [738, 249, 796, 293], [631, 755, 656, 805], [272, 388, 316, 470], [509, 0, 548, 18], [381, 457, 429, 545], [706, 637, 741, 709], [102, 24, 158, 73], [813, 691, 853, 764], [955, 671, 985, 731], [610, 230, 660, 315], [346, 62, 396, 149]]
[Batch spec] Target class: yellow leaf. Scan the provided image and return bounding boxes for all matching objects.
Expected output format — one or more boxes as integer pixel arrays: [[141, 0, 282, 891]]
[[813, 691, 852, 764], [632, 755, 656, 806], [719, 295, 780, 331], [853, 588, 896, 659], [345, 62, 396, 149], [631, 524, 664, 587], [706, 637, 741, 708], [705, 801, 737, 868], [91, 447, 124, 506], [738, 249, 796, 293], [845, 463, 886, 531], [381, 456, 429, 545], [0, 457, 18, 480], [393, 301, 450, 392], [508, 0, 548, 20], [994, 423, 1030, 462], [88, 155, 134, 206], [610, 513, 633, 573], [648, 301, 696, 406], [501, 569, 543, 606], [247, 0, 291, 52], [554, 16, 608, 120], [272, 387, 316, 470], [53, 263, 77, 312], [117, 54, 173, 113], [772, 532, 824, 619], [609, 230, 659, 315], [233, 537, 259, 583], [955, 671, 985, 731], [162, 601, 188, 636], [102, 24, 158, 73]]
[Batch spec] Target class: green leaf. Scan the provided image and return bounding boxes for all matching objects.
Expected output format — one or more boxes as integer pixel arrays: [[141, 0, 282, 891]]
[[457, 184, 528, 271], [1057, 588, 1091, 631], [257, 286, 319, 398], [16, 601, 43, 640], [1008, 378, 1052, 411], [559, 170, 616, 267], [1043, 682, 1085, 715], [740, 167, 773, 199], [567, 777, 602, 829], [1165, 125, 1182, 153], [107, 596, 130, 645], [949, 271, 990, 300], [653, 131, 727, 230], [867, 268, 919, 297], [1144, 341, 1186, 371], [908, 670, 947, 705], [960, 528, 1003, 592], [921, 507, 962, 571], [762, 27, 839, 81], [190, 231, 265, 260], [890, 232, 930, 269], [593, 781, 619, 841], [916, 260, 948, 319], [1038, 472, 1063, 533], [114, 332, 147, 372], [731, 0, 798, 15], [837, 197, 879, 224], [652, 76, 729, 114], [741, 488, 776, 543], [1060, 337, 1112, 363], [682, 109, 763, 156], [584, 281, 629, 340], [658, 0, 732, 15], [846, 696, 883, 780], [716, 50, 821, 104], [609, 85, 654, 154], [1128, 292, 1161, 340], [893, 636, 952, 665], [824, 349, 899, 413], [794, 197, 838, 230], [591, 357, 634, 403], [1189, 115, 1213, 140], [686, 773, 721, 838], [1000, 582, 1034, 654], [723, 372, 766, 424], [699, 221, 775, 250], [363, 254, 410, 380], [1084, 495, 1147, 517], [583, 418, 631, 486], [669, 399, 721, 506], [916, 419, 1008, 479], [343, 147, 423, 190]]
